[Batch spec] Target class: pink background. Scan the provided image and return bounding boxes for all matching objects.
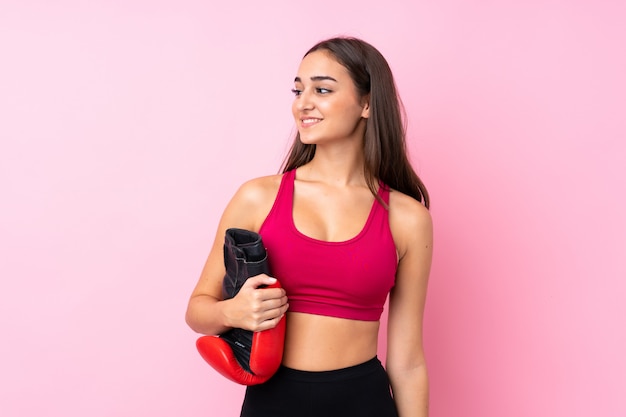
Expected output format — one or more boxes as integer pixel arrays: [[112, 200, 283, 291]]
[[1, 1, 625, 416]]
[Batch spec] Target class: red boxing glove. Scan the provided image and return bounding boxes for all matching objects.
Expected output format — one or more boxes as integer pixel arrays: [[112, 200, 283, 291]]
[[196, 281, 286, 385], [196, 228, 285, 385]]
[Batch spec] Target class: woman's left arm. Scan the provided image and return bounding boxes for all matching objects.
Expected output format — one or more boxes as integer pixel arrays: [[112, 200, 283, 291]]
[[386, 192, 433, 417]]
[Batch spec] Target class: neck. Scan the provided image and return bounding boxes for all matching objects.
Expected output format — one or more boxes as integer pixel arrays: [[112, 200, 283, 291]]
[[299, 141, 367, 187]]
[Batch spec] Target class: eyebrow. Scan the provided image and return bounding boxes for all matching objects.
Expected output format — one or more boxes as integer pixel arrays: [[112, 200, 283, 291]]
[[294, 75, 338, 83]]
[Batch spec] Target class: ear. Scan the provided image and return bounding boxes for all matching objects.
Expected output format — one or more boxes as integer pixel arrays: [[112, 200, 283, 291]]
[[360, 94, 370, 118]]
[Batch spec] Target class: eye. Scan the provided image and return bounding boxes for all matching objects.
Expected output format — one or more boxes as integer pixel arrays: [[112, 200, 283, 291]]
[[291, 88, 302, 97], [316, 87, 331, 94]]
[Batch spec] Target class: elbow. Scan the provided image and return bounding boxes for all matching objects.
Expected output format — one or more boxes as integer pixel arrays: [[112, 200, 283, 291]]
[[386, 357, 429, 386], [185, 298, 206, 334], [387, 362, 429, 397], [185, 310, 212, 335], [185, 295, 227, 335], [387, 360, 428, 378], [185, 306, 199, 333]]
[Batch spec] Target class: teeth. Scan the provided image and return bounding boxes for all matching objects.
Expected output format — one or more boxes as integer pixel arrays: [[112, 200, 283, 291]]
[[302, 119, 320, 123]]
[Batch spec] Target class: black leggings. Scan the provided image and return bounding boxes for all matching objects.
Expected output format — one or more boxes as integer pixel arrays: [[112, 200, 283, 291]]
[[240, 357, 398, 417]]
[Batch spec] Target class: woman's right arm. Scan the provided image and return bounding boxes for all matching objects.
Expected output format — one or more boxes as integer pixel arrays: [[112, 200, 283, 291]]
[[185, 176, 288, 336]]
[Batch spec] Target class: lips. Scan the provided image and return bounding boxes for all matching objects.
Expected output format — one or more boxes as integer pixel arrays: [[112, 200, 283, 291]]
[[300, 118, 322, 128]]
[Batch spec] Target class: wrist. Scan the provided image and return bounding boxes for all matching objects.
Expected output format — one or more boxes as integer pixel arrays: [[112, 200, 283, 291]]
[[218, 297, 235, 329]]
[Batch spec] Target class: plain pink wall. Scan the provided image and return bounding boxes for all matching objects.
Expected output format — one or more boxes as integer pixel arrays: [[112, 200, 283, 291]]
[[1, 1, 624, 416]]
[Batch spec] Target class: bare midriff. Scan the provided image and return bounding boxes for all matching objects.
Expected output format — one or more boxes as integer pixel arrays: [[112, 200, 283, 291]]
[[281, 312, 380, 371]]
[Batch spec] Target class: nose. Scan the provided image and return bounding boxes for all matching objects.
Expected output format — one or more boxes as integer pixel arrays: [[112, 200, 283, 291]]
[[294, 89, 314, 112]]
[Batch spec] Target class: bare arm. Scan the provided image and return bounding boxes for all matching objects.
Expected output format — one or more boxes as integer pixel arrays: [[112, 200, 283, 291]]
[[386, 192, 433, 417], [185, 176, 289, 335]]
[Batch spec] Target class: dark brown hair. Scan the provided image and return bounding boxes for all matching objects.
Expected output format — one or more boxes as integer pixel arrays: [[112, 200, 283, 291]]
[[282, 37, 429, 208]]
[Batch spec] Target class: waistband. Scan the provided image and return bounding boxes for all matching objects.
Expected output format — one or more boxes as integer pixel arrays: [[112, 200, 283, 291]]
[[275, 356, 383, 383]]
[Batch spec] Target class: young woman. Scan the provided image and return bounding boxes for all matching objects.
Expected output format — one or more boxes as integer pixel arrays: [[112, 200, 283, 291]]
[[186, 37, 433, 417]]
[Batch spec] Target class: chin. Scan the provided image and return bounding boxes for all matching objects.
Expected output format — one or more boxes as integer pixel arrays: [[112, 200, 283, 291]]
[[298, 133, 319, 145]]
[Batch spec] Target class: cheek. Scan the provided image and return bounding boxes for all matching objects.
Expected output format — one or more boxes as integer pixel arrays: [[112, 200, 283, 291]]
[[291, 101, 299, 119], [335, 99, 365, 122], [316, 98, 336, 115]]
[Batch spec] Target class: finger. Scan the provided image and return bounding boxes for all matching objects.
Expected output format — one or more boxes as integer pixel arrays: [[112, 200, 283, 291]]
[[249, 295, 286, 317], [242, 274, 277, 289], [256, 288, 287, 302], [261, 296, 288, 310], [255, 300, 288, 322], [256, 313, 286, 332]]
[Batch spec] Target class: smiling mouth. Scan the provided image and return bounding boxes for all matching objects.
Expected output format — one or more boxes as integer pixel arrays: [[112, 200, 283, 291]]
[[301, 118, 322, 127]]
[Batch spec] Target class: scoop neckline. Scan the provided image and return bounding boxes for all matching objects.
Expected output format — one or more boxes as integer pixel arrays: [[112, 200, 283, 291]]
[[288, 169, 381, 246]]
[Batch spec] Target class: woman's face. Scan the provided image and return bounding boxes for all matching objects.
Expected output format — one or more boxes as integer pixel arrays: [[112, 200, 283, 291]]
[[292, 50, 369, 146]]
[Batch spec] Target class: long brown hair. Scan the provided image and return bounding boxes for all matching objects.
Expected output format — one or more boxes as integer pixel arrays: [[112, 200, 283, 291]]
[[282, 37, 429, 209]]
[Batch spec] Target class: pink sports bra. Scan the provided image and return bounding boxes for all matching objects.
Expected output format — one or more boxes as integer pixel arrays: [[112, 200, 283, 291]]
[[258, 169, 397, 321]]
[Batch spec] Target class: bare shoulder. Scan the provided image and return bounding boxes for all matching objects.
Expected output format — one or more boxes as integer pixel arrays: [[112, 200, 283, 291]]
[[233, 174, 283, 205], [221, 173, 284, 232], [388, 190, 433, 260]]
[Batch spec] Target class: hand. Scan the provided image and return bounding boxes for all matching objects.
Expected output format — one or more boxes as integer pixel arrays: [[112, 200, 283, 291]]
[[223, 274, 289, 332]]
